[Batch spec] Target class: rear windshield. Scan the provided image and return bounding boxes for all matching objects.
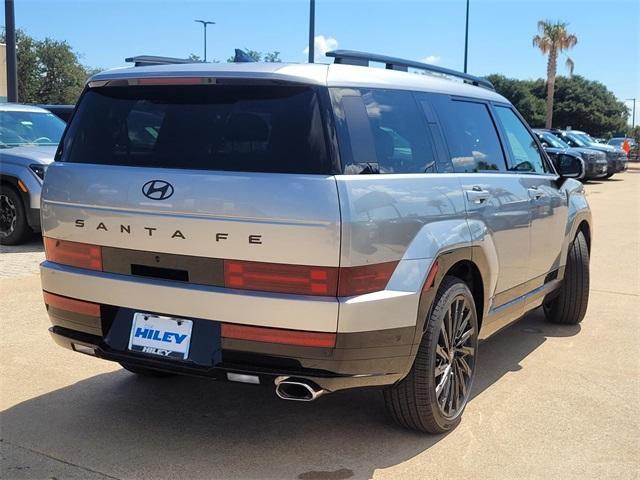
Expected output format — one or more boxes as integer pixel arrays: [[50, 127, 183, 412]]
[[60, 84, 332, 174]]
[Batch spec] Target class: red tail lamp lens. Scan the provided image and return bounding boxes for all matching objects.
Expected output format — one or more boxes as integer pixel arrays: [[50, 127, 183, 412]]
[[221, 323, 336, 348], [43, 291, 100, 317], [44, 237, 102, 271], [224, 260, 338, 296], [337, 261, 398, 296]]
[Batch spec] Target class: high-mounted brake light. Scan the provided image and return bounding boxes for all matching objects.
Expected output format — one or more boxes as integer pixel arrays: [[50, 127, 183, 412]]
[[44, 237, 102, 271], [221, 323, 336, 348], [337, 261, 398, 297], [135, 77, 212, 86], [224, 260, 338, 296], [43, 291, 101, 317]]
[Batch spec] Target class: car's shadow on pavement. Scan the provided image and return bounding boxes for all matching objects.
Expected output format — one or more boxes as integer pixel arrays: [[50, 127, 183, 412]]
[[1, 308, 579, 480], [0, 235, 43, 254]]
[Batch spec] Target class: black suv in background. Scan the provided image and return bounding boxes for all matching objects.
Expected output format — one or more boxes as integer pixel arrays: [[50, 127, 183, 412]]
[[546, 129, 627, 178], [533, 129, 607, 181]]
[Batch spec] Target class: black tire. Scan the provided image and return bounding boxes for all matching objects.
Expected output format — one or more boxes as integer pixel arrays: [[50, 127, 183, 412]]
[[383, 276, 478, 433], [120, 362, 175, 378], [605, 172, 614, 179], [0, 185, 32, 245], [544, 231, 590, 325]]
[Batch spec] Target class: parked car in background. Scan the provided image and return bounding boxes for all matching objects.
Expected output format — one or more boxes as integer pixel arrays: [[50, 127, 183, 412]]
[[0, 104, 65, 244], [548, 129, 627, 178], [37, 104, 75, 123], [534, 129, 607, 181], [608, 137, 639, 162]]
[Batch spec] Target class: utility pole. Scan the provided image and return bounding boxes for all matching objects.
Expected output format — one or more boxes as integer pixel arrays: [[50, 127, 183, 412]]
[[194, 19, 215, 62], [308, 0, 315, 63], [626, 98, 636, 129], [463, 0, 470, 73], [5, 0, 18, 102]]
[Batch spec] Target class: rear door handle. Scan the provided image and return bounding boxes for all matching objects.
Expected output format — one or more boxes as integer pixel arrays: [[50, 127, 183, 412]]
[[528, 186, 544, 200], [466, 187, 491, 204]]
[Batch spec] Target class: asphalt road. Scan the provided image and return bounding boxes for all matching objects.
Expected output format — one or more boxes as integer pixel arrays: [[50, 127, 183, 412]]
[[1, 167, 639, 480]]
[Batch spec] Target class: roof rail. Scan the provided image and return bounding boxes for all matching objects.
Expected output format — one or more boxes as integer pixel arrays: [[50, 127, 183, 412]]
[[125, 55, 194, 67], [326, 50, 494, 91]]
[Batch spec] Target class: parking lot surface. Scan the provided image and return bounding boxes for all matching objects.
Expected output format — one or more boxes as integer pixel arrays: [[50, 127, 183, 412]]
[[1, 168, 639, 480]]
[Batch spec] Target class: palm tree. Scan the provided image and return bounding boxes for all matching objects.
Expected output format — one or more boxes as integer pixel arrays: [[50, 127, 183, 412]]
[[533, 20, 577, 128]]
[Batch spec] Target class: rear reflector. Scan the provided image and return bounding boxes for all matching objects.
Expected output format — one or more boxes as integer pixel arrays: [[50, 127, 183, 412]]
[[337, 261, 398, 297], [422, 260, 439, 292], [224, 260, 338, 296], [43, 291, 101, 317], [44, 237, 102, 271], [221, 324, 336, 348]]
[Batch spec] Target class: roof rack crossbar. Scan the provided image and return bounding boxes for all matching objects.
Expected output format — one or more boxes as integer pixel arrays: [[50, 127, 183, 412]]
[[125, 55, 194, 67], [326, 50, 494, 91]]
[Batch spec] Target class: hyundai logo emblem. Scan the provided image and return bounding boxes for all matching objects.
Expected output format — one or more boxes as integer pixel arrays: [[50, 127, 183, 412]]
[[142, 180, 174, 201]]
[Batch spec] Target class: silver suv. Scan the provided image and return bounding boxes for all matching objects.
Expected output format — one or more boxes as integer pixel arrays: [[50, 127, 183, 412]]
[[0, 104, 65, 244], [39, 51, 592, 433]]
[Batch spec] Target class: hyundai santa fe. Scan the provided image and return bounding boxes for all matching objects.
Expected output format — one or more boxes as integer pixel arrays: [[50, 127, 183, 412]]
[[39, 51, 591, 433]]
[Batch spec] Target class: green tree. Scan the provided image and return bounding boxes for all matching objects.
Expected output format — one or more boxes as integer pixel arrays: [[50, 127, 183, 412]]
[[532, 20, 578, 128], [486, 74, 546, 126], [550, 75, 628, 137], [263, 51, 282, 63], [1, 30, 96, 104], [226, 49, 281, 62], [488, 74, 627, 137]]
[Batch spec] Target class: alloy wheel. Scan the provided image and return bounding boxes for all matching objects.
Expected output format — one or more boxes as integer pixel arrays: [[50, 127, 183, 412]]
[[0, 194, 17, 239], [434, 294, 476, 418]]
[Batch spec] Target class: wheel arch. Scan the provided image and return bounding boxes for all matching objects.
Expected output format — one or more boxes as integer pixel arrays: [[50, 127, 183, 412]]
[[414, 248, 487, 345], [576, 220, 591, 254]]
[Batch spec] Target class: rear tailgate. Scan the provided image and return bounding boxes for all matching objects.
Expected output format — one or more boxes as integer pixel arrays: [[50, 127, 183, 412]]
[[41, 81, 341, 332]]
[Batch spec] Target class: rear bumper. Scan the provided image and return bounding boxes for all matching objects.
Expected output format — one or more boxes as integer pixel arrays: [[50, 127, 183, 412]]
[[48, 320, 411, 393], [41, 261, 420, 392]]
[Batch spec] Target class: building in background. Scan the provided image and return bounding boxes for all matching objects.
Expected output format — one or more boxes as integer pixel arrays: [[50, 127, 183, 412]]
[[0, 43, 7, 102]]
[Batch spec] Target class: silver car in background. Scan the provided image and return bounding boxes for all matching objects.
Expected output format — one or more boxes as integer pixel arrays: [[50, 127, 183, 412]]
[[0, 104, 65, 244], [39, 51, 592, 433]]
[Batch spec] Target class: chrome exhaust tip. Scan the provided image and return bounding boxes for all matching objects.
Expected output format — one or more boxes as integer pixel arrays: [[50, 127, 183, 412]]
[[274, 376, 326, 402]]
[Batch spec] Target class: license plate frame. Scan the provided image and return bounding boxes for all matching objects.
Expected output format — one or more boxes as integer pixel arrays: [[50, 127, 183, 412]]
[[128, 313, 193, 360]]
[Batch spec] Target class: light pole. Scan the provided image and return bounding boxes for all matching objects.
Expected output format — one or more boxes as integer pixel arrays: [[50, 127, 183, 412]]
[[625, 98, 636, 129], [194, 19, 215, 62], [308, 0, 316, 63], [4, 0, 18, 102], [463, 0, 469, 73]]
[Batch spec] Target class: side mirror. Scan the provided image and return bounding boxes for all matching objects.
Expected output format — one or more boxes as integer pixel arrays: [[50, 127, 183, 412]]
[[554, 154, 583, 179]]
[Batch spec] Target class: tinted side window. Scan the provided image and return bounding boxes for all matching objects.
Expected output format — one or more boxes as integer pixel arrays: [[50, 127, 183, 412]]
[[432, 98, 506, 173], [494, 106, 547, 173], [331, 88, 436, 174]]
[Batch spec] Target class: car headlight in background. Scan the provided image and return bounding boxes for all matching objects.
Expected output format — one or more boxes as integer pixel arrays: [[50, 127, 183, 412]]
[[29, 164, 48, 180]]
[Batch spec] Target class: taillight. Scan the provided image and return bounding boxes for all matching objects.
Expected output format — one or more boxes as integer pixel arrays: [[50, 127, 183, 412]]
[[221, 323, 336, 348], [224, 260, 338, 296], [43, 291, 100, 317], [44, 237, 102, 271], [337, 261, 398, 297]]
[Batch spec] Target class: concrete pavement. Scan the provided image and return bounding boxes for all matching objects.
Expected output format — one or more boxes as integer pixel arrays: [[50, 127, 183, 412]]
[[1, 168, 639, 480]]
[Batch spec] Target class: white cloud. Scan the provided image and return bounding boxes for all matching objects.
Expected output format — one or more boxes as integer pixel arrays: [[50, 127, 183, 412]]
[[421, 55, 441, 64], [303, 35, 339, 63]]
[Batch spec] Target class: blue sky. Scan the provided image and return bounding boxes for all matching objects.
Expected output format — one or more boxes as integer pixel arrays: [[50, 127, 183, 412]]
[[5, 0, 640, 120]]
